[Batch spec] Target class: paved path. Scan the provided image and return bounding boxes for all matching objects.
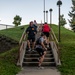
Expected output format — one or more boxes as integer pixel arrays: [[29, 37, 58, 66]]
[[16, 67, 61, 75]]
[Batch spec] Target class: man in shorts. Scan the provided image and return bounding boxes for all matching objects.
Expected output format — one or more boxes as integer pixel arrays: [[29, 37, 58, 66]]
[[26, 21, 37, 51], [42, 22, 51, 44], [42, 22, 51, 48], [36, 33, 47, 69]]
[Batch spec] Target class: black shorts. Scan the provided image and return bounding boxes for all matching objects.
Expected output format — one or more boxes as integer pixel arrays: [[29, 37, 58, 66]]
[[43, 32, 49, 37], [28, 36, 35, 42], [36, 48, 44, 57]]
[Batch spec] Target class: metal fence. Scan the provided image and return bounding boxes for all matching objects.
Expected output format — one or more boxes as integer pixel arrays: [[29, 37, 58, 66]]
[[0, 24, 14, 30]]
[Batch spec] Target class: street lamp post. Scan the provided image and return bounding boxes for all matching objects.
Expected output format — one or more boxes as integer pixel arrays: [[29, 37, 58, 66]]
[[43, 11, 45, 23], [57, 0, 62, 42], [46, 10, 48, 23], [49, 8, 53, 26], [44, 0, 45, 23]]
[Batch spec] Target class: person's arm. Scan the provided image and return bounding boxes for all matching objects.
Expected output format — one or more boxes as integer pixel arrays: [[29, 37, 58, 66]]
[[41, 42, 47, 50], [26, 27, 29, 34], [40, 38, 47, 50]]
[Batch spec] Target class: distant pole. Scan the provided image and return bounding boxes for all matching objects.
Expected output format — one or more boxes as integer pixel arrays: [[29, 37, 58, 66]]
[[46, 10, 48, 23], [49, 8, 53, 27], [43, 0, 45, 23], [6, 25, 7, 29], [43, 11, 45, 23], [57, 0, 62, 42], [0, 18, 1, 21]]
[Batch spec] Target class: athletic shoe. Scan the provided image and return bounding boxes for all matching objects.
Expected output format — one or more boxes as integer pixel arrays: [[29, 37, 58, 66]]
[[32, 49, 36, 52], [28, 48, 31, 52], [38, 66, 44, 69], [37, 58, 40, 61], [47, 44, 49, 48]]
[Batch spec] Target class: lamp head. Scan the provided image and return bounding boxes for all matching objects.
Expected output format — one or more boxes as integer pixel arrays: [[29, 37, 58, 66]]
[[49, 9, 53, 12], [43, 11, 45, 13], [57, 0, 62, 6], [46, 11, 48, 13]]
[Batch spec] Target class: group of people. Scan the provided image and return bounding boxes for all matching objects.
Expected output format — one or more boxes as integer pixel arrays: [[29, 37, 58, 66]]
[[26, 21, 51, 69]]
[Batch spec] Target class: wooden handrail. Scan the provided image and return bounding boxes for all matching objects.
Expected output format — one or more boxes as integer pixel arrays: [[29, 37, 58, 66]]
[[17, 28, 27, 67], [50, 27, 61, 65], [19, 30, 26, 45], [51, 28, 59, 47]]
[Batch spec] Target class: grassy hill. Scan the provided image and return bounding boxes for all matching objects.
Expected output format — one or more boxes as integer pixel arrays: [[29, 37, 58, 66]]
[[0, 25, 28, 41], [52, 24, 75, 75], [0, 25, 28, 75], [0, 24, 75, 75]]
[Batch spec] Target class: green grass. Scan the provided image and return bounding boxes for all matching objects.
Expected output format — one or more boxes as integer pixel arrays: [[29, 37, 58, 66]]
[[0, 25, 28, 75], [0, 25, 28, 41], [0, 47, 20, 75], [52, 24, 75, 75]]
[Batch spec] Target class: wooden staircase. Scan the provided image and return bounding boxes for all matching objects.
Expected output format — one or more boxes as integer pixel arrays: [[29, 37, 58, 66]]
[[17, 25, 61, 67]]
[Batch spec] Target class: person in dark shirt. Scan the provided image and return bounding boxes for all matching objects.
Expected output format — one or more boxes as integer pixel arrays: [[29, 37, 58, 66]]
[[26, 21, 37, 51]]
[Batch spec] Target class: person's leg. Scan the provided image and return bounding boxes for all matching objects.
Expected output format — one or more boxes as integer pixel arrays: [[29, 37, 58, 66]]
[[47, 32, 50, 44], [45, 32, 50, 45], [38, 55, 44, 67], [32, 37, 35, 50], [45, 35, 48, 44], [38, 50, 46, 67], [43, 32, 48, 44], [27, 40, 31, 49], [36, 48, 46, 68], [32, 42, 35, 50], [27, 37, 31, 51]]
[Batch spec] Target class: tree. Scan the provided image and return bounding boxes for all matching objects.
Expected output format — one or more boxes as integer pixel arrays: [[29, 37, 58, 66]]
[[72, 0, 75, 6], [60, 14, 67, 26], [68, 0, 75, 32], [13, 15, 22, 27]]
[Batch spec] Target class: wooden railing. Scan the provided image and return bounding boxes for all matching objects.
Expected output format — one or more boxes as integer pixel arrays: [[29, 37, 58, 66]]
[[50, 28, 61, 65], [50, 28, 59, 48], [17, 28, 27, 67]]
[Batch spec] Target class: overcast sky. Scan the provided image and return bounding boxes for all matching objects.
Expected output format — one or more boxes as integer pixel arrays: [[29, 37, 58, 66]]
[[0, 0, 72, 28]]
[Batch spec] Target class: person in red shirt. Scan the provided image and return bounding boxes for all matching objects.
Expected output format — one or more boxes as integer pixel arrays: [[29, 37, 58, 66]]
[[42, 22, 51, 44]]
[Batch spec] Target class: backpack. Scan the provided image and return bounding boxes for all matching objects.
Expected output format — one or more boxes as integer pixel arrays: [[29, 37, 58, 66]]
[[36, 37, 41, 45]]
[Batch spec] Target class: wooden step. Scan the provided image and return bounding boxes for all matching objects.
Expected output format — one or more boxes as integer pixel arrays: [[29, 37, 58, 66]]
[[25, 50, 52, 54], [26, 48, 52, 51], [22, 62, 56, 66], [25, 54, 53, 57], [23, 57, 54, 62]]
